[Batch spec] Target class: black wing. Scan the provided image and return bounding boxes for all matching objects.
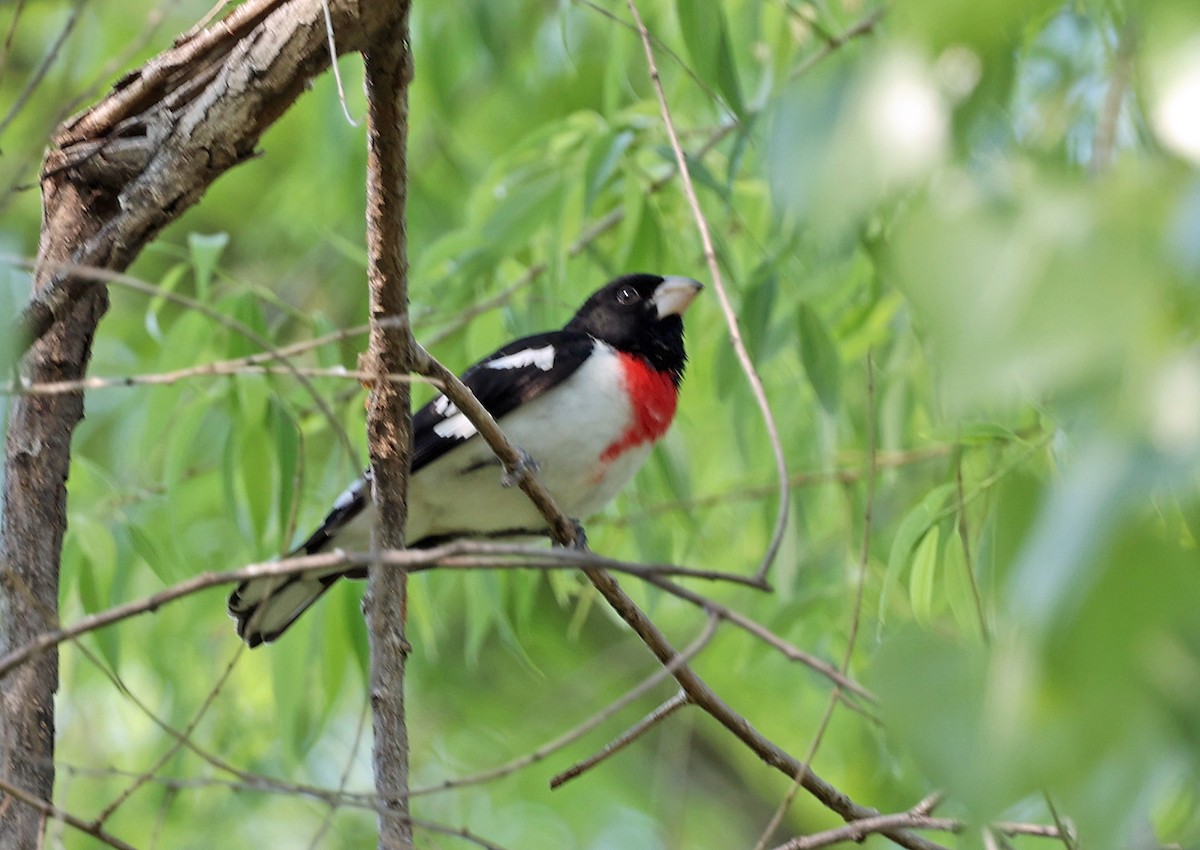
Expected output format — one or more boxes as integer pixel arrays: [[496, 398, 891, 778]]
[[287, 330, 595, 556], [411, 329, 595, 472]]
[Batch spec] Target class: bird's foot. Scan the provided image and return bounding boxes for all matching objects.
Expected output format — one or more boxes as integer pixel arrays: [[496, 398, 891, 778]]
[[501, 448, 539, 488], [563, 518, 588, 551]]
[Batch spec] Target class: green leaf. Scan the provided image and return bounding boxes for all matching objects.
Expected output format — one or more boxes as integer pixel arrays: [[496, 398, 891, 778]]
[[270, 399, 301, 548], [271, 636, 317, 758], [942, 523, 985, 637], [239, 419, 274, 544], [223, 292, 270, 359], [881, 483, 957, 623], [74, 516, 121, 672], [464, 571, 499, 666], [128, 524, 173, 584], [187, 232, 229, 302], [583, 128, 634, 213], [341, 576, 370, 678], [74, 517, 116, 610], [797, 302, 842, 412], [144, 263, 189, 343], [675, 2, 745, 116], [742, 273, 778, 362], [909, 524, 940, 625]]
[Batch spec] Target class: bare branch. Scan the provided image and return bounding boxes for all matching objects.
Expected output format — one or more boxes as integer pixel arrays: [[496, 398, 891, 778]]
[[0, 542, 758, 682], [0, 776, 139, 850], [644, 575, 875, 703], [550, 691, 689, 789], [769, 805, 1069, 850], [2, 364, 426, 397], [625, 0, 790, 584], [5, 254, 360, 469], [361, 4, 416, 847], [92, 646, 241, 827], [414, 614, 718, 797], [753, 352, 880, 849], [788, 7, 886, 81], [0, 2, 81, 139]]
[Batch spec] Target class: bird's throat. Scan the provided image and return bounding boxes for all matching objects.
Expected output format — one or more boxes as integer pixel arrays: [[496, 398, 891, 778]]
[[601, 353, 679, 462]]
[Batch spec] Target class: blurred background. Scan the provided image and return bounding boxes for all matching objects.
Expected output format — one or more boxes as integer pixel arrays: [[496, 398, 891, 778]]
[[2, 0, 1199, 848]]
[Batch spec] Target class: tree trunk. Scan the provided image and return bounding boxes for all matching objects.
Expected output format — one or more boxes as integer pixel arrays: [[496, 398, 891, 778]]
[[0, 3, 411, 845]]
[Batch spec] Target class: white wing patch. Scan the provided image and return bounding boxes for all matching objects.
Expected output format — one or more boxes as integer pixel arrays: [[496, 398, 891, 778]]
[[485, 345, 555, 372], [433, 412, 478, 440], [432, 395, 459, 416]]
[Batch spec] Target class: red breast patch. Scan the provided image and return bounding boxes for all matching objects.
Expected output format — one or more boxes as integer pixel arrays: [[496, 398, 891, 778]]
[[601, 354, 678, 462]]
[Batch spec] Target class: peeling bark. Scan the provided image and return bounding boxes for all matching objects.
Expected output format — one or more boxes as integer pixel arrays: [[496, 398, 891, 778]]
[[1, 3, 409, 845]]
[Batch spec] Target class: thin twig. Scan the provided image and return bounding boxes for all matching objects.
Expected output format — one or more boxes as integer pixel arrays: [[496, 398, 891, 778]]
[[787, 7, 886, 81], [0, 541, 761, 683], [93, 646, 242, 826], [2, 255, 360, 470], [769, 804, 1068, 850], [644, 575, 875, 703], [306, 696, 371, 850], [625, 0, 790, 584], [550, 690, 689, 788], [752, 353, 880, 850], [1, 364, 428, 396], [0, 776, 139, 850], [0, 1, 82, 138], [954, 447, 989, 641], [414, 615, 718, 796]]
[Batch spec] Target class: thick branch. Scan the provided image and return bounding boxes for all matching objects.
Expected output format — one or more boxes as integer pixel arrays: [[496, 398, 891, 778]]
[[2, 3, 417, 845], [18, 0, 413, 354], [361, 4, 415, 849]]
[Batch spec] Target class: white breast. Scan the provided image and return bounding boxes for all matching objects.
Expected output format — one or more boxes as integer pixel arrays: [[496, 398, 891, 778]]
[[407, 341, 649, 541]]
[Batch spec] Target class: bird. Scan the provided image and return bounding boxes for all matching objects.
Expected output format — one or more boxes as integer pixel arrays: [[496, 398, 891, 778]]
[[228, 273, 703, 646]]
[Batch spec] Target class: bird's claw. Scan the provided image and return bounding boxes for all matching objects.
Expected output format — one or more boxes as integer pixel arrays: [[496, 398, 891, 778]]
[[564, 519, 588, 551], [501, 448, 539, 488]]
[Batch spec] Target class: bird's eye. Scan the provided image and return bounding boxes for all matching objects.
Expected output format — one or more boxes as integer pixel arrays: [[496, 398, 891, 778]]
[[616, 286, 640, 305]]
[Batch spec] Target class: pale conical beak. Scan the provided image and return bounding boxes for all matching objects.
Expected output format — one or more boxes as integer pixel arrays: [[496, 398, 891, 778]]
[[653, 276, 704, 319]]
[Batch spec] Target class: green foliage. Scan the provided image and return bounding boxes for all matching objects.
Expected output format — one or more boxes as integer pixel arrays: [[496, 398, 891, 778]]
[[3, 0, 1200, 848]]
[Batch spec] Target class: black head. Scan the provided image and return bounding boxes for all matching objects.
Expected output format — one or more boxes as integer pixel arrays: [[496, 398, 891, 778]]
[[565, 273, 703, 382]]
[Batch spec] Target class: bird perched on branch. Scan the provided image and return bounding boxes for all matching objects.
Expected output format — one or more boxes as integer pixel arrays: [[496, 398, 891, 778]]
[[229, 273, 703, 646]]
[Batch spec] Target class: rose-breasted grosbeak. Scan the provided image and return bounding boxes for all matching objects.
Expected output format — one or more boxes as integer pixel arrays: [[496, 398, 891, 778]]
[[229, 273, 702, 646]]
